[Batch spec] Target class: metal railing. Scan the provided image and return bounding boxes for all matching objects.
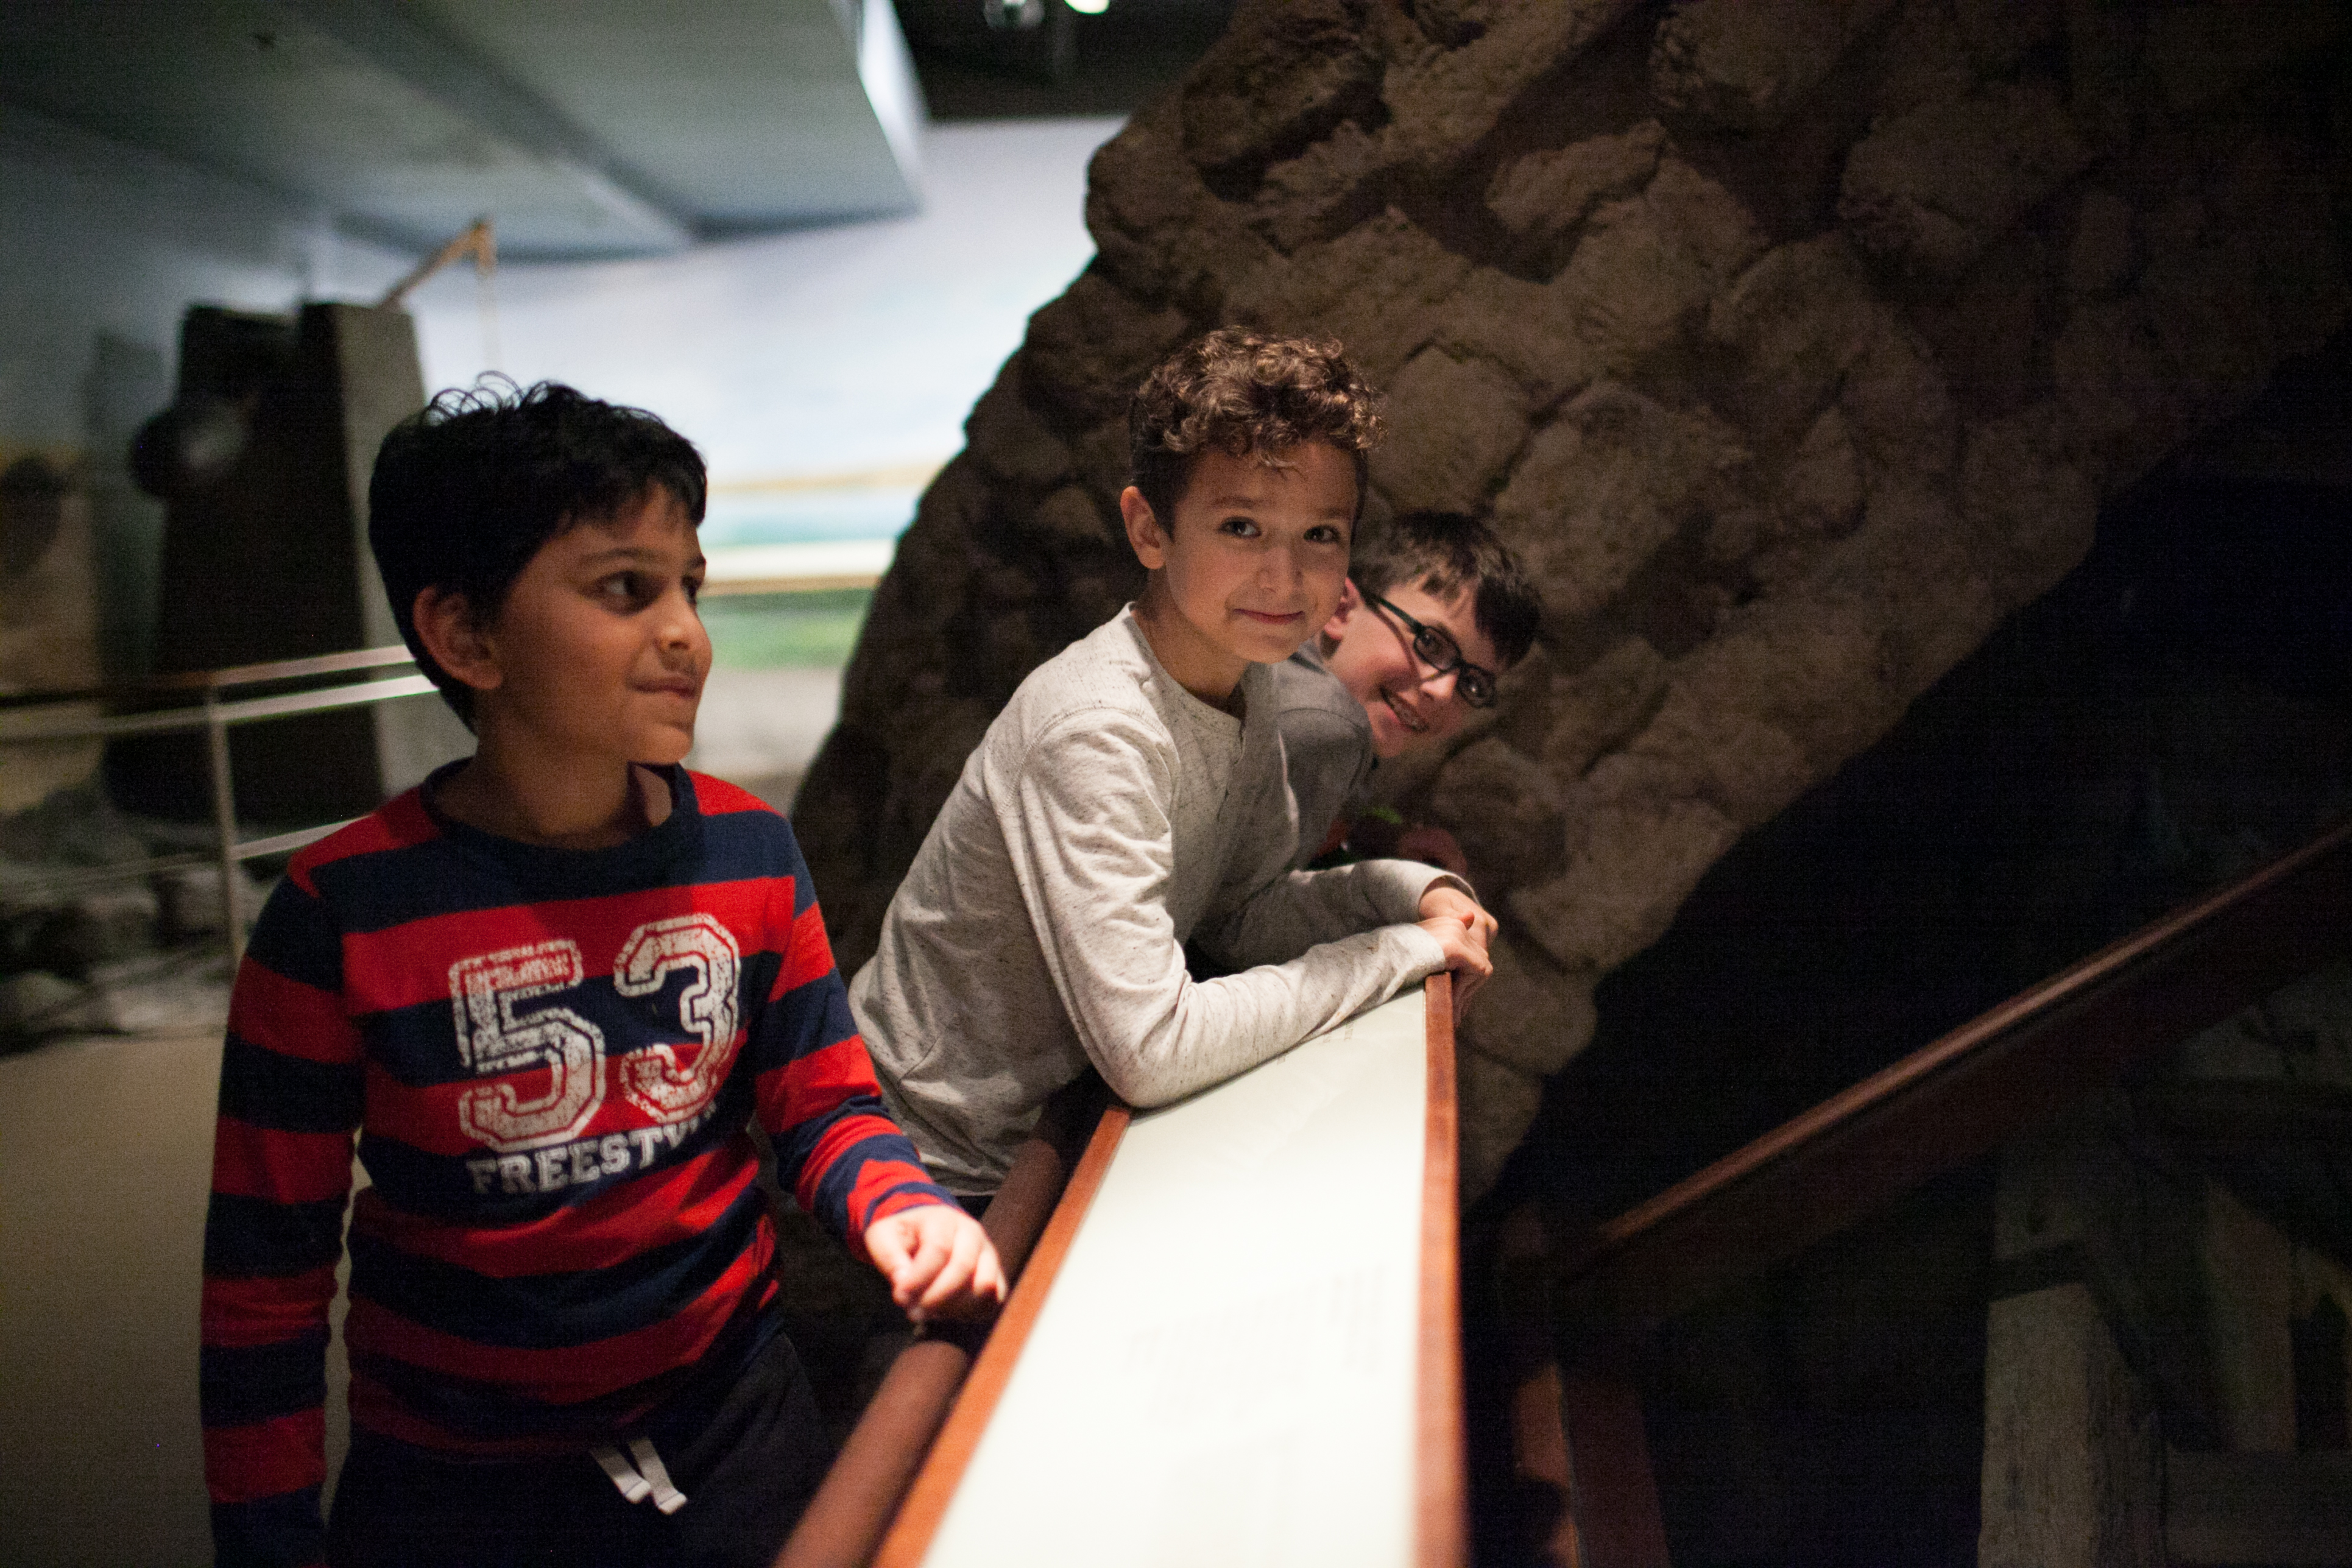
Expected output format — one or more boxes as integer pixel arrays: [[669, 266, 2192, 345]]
[[0, 645, 439, 964]]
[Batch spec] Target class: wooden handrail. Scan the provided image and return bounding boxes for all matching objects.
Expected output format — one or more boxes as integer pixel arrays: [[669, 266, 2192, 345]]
[[1418, 972, 1468, 1568], [870, 1102, 1132, 1568], [773, 1074, 1117, 1568], [1554, 814, 2352, 1344], [791, 982, 1464, 1567]]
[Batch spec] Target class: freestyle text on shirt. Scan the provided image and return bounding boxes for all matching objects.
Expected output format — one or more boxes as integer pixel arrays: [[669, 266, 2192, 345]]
[[199, 768, 948, 1568]]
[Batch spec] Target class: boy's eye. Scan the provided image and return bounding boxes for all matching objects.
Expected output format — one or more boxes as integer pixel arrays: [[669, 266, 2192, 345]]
[[597, 572, 652, 607], [1218, 515, 1260, 538], [1305, 524, 1345, 545]]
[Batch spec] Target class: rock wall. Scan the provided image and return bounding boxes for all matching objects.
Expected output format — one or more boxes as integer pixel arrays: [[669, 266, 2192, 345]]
[[799, 0, 2352, 1196]]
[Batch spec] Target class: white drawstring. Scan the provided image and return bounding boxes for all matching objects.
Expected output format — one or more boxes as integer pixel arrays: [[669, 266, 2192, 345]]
[[589, 1439, 689, 1514], [629, 1437, 689, 1514]]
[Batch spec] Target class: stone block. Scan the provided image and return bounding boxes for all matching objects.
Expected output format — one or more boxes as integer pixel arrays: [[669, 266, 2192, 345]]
[[1780, 405, 1865, 542], [1429, 736, 1566, 895], [1959, 411, 2099, 603], [1835, 313, 1959, 482], [1018, 486, 1117, 555], [1838, 85, 2094, 288], [1460, 932, 1596, 1079], [1455, 1040, 1545, 1207], [1180, 0, 1379, 175], [1550, 157, 1768, 379], [1511, 785, 1740, 971], [1650, 0, 1877, 133], [1537, 637, 1670, 781], [1705, 235, 1885, 447], [1380, 0, 1647, 181], [1365, 348, 1529, 516], [1021, 270, 1196, 430], [1224, 208, 1474, 389], [1431, 264, 1599, 409], [2051, 299, 2183, 492], [1492, 381, 1749, 629], [1086, 98, 1273, 308], [965, 359, 1073, 493], [1248, 119, 1391, 254], [1485, 121, 1665, 249]]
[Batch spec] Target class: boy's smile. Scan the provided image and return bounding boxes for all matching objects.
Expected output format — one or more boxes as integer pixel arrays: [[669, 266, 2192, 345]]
[[1119, 443, 1356, 707], [1320, 577, 1501, 758], [417, 485, 711, 846], [478, 486, 710, 769]]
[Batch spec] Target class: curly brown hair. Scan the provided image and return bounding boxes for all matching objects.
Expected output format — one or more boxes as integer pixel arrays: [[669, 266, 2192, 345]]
[[1128, 328, 1385, 531]]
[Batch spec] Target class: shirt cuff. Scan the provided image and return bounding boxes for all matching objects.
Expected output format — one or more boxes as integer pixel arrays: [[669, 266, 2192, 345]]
[[1360, 858, 1477, 923], [1391, 920, 1452, 976]]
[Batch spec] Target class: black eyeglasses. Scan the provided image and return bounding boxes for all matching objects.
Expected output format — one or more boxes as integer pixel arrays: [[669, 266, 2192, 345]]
[[1362, 589, 1498, 708]]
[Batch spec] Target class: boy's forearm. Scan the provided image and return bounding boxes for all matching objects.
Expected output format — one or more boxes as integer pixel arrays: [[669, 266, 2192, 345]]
[[201, 1125, 345, 1565], [1206, 856, 1471, 972], [745, 922, 955, 1243], [1076, 920, 1446, 1107], [203, 889, 363, 1566]]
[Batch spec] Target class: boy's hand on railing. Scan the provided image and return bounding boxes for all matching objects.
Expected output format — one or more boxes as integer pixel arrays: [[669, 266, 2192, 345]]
[[1415, 885, 1496, 1020], [864, 1205, 1008, 1325]]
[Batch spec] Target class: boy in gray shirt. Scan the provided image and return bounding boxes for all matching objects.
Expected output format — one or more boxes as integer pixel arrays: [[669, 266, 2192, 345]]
[[1274, 510, 1542, 869], [850, 330, 1497, 1196]]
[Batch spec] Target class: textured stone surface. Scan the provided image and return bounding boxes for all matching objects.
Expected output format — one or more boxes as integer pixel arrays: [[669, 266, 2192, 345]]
[[0, 464, 101, 816], [1651, 0, 1889, 133], [1841, 85, 2096, 286], [1487, 120, 1665, 246], [799, 0, 2352, 1198]]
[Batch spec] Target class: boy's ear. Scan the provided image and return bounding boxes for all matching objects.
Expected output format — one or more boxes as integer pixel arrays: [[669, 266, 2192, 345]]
[[1320, 577, 1363, 645], [1119, 486, 1168, 571], [411, 585, 504, 694]]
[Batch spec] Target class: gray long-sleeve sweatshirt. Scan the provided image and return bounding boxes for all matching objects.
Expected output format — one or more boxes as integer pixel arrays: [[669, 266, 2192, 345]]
[[849, 607, 1455, 1193]]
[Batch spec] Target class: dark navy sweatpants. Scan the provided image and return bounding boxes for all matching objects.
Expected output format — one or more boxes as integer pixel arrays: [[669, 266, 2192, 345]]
[[325, 1317, 833, 1568]]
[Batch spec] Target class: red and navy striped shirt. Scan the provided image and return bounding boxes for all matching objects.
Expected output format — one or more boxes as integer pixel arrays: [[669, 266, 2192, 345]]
[[200, 768, 949, 1568]]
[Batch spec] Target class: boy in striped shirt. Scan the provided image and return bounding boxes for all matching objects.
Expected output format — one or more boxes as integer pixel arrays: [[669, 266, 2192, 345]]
[[199, 381, 1000, 1568]]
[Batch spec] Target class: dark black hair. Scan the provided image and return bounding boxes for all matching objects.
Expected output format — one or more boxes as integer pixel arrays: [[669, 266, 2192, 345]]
[[1128, 328, 1383, 533], [368, 380, 707, 725], [1351, 510, 1542, 669]]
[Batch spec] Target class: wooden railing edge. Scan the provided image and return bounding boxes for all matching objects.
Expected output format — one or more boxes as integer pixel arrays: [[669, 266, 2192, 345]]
[[772, 1076, 1121, 1568], [1418, 973, 1469, 1568], [870, 1102, 1131, 1568], [1553, 813, 2352, 1338], [788, 979, 1469, 1567]]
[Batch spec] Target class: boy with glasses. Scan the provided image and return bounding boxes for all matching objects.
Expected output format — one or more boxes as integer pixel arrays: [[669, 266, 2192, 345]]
[[1275, 510, 1542, 870]]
